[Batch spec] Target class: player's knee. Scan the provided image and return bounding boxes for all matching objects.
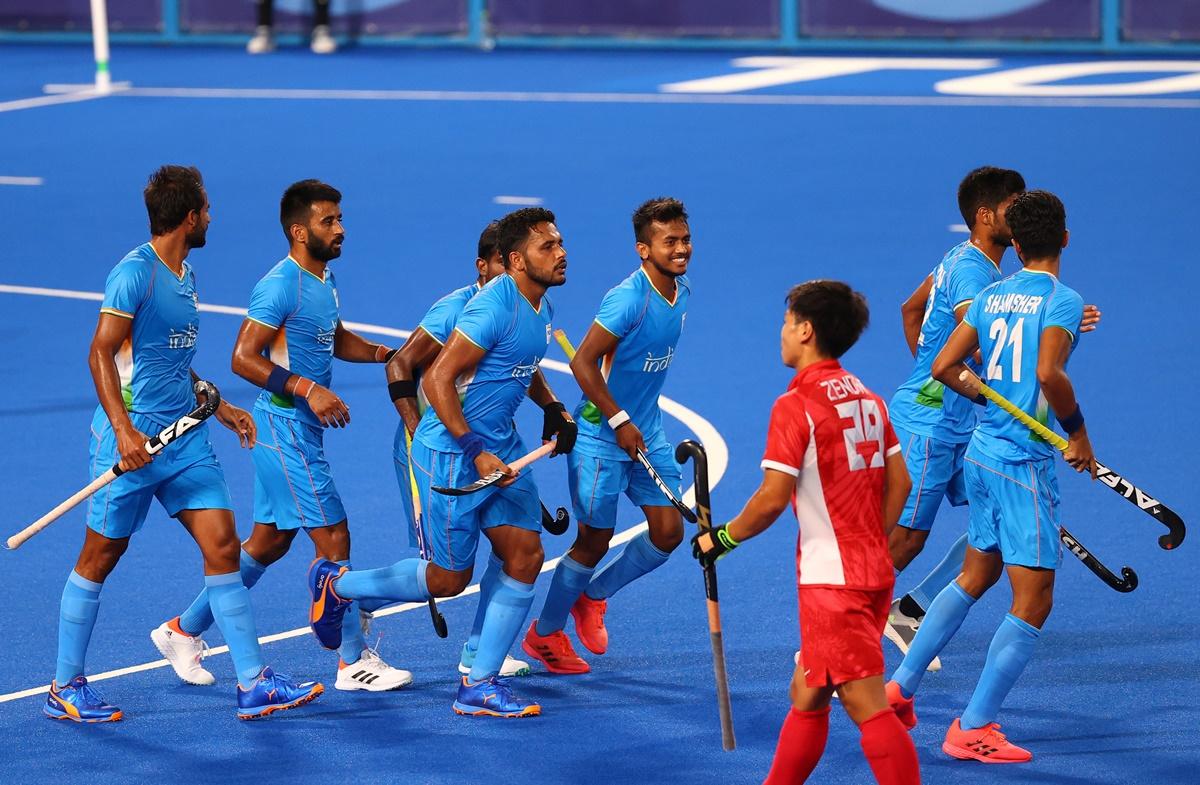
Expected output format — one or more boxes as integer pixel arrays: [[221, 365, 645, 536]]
[[649, 523, 684, 553], [245, 526, 292, 564], [571, 527, 612, 566], [505, 543, 544, 581], [205, 537, 241, 573], [426, 565, 472, 597], [315, 523, 351, 561]]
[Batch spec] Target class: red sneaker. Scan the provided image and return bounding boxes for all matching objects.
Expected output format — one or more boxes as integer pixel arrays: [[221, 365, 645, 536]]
[[521, 621, 590, 675], [570, 594, 608, 655], [885, 680, 918, 730], [942, 718, 1032, 764]]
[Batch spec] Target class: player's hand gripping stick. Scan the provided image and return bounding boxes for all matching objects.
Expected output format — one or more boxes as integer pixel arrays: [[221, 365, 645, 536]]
[[6, 380, 223, 550], [432, 441, 555, 496]]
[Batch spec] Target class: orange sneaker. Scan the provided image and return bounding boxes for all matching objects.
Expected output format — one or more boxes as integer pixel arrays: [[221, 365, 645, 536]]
[[521, 620, 590, 674], [942, 718, 1032, 764], [570, 594, 608, 655], [886, 680, 918, 730]]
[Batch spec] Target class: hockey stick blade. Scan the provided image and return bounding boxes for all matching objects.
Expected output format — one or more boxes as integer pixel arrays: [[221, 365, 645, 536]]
[[1094, 462, 1185, 550], [1060, 526, 1138, 593], [542, 503, 569, 536]]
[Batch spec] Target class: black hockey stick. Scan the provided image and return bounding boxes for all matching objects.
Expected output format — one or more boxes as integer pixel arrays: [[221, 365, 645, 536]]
[[1060, 525, 1138, 593], [433, 442, 554, 496], [403, 430, 448, 638], [637, 449, 698, 524], [541, 502, 569, 536]]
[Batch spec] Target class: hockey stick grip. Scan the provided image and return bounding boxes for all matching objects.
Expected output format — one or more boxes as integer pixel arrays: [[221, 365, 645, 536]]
[[961, 370, 1069, 451]]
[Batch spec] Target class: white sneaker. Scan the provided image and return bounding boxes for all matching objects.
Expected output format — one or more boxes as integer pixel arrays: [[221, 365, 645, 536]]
[[458, 651, 532, 678], [246, 26, 274, 54], [884, 598, 942, 672], [335, 648, 413, 691], [310, 25, 337, 54], [151, 620, 215, 686]]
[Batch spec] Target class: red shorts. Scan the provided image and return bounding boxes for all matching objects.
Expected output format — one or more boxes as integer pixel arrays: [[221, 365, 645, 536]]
[[797, 586, 892, 689]]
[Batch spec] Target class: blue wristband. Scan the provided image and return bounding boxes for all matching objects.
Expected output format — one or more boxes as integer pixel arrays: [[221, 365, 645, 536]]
[[457, 431, 485, 463], [265, 365, 292, 396], [1057, 404, 1085, 435]]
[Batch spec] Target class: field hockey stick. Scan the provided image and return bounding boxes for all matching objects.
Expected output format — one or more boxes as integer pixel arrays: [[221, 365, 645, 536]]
[[432, 441, 555, 496], [963, 371, 1185, 550], [554, 330, 697, 523], [675, 439, 736, 751], [1060, 524, 1138, 593], [541, 502, 569, 536], [405, 430, 448, 638], [6, 380, 223, 550]]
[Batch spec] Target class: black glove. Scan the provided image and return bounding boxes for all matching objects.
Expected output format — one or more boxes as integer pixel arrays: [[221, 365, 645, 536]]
[[541, 401, 577, 455], [691, 523, 739, 569]]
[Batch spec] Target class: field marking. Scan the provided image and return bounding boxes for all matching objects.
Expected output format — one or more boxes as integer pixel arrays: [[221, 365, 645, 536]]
[[0, 176, 43, 186], [0, 283, 727, 704], [948, 223, 969, 233], [493, 195, 544, 206], [0, 88, 116, 114], [38, 83, 1200, 110]]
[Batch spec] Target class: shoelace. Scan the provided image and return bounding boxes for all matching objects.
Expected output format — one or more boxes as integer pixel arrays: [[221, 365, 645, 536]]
[[195, 639, 211, 665], [76, 680, 106, 706], [489, 676, 515, 701], [983, 724, 1009, 743]]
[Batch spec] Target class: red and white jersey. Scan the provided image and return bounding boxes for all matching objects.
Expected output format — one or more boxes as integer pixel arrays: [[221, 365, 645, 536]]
[[761, 359, 901, 590]]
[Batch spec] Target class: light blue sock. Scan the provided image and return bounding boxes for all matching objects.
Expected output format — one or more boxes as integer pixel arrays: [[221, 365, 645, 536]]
[[892, 582, 976, 698], [585, 531, 670, 601], [960, 613, 1041, 730], [56, 571, 103, 685], [469, 573, 535, 682], [334, 558, 432, 605], [336, 560, 368, 665], [205, 572, 264, 690], [907, 533, 969, 611], [179, 549, 267, 636], [464, 554, 503, 657], [535, 555, 595, 636]]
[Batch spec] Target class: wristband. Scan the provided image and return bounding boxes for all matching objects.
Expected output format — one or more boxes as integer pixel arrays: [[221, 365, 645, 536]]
[[715, 525, 740, 550], [388, 379, 418, 402], [457, 431, 485, 463], [607, 410, 631, 430], [1057, 404, 1085, 435], [265, 365, 292, 396], [295, 378, 316, 399]]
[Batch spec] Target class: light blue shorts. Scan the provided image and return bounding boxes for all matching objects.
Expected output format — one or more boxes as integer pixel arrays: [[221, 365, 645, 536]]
[[894, 425, 969, 532], [963, 445, 1062, 570], [568, 440, 683, 529], [86, 408, 233, 539], [411, 436, 542, 572], [251, 408, 346, 530]]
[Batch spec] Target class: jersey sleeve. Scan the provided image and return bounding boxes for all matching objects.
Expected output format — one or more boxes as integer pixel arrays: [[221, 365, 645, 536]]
[[454, 285, 508, 351], [593, 285, 640, 339], [99, 261, 149, 319], [760, 394, 810, 477], [962, 292, 985, 329], [948, 262, 993, 311], [418, 294, 461, 345], [1044, 286, 1084, 341], [246, 275, 294, 330]]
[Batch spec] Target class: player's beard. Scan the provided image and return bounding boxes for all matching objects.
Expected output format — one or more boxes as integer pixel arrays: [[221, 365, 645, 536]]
[[186, 224, 208, 249], [307, 234, 342, 262], [528, 262, 565, 288], [648, 254, 685, 278]]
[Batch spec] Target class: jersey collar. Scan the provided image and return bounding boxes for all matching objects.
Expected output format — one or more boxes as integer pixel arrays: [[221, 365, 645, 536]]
[[287, 255, 328, 283], [1019, 268, 1059, 280], [789, 358, 843, 389], [148, 242, 188, 281], [639, 266, 680, 307]]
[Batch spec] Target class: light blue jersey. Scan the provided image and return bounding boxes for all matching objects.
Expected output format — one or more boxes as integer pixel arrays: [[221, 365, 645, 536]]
[[98, 242, 201, 426], [246, 257, 340, 429], [965, 269, 1084, 464], [419, 282, 481, 345], [573, 268, 690, 460], [415, 274, 553, 454], [891, 241, 1000, 444]]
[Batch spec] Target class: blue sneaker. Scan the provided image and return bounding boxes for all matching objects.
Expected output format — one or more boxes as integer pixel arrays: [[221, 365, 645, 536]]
[[237, 667, 324, 720], [452, 675, 541, 718], [308, 558, 352, 650], [44, 676, 122, 723]]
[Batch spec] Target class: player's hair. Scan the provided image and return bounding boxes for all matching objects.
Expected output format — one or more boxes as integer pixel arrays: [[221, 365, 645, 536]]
[[495, 207, 556, 267], [785, 280, 870, 359], [632, 197, 688, 244], [1006, 189, 1066, 262], [477, 220, 502, 260], [957, 166, 1025, 228], [144, 165, 205, 236], [280, 179, 342, 238]]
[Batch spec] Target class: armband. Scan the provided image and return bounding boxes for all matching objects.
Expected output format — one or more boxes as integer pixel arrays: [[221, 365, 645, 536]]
[[265, 365, 292, 396], [389, 379, 419, 402]]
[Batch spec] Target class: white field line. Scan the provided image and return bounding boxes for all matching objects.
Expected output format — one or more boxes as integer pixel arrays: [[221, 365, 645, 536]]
[[948, 223, 969, 233], [0, 283, 727, 703], [0, 87, 119, 114], [493, 196, 544, 206], [0, 176, 44, 186], [37, 83, 1200, 110]]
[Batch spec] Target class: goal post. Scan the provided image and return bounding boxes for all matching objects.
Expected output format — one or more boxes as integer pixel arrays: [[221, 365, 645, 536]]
[[89, 0, 111, 92]]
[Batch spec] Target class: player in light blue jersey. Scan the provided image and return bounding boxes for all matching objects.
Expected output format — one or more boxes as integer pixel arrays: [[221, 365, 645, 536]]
[[47, 166, 322, 723], [154, 180, 411, 694], [384, 221, 531, 678], [523, 198, 691, 674], [308, 208, 576, 718], [887, 190, 1096, 764]]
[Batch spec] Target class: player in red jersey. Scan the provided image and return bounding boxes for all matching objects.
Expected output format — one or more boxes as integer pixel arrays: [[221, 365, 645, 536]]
[[693, 281, 919, 785]]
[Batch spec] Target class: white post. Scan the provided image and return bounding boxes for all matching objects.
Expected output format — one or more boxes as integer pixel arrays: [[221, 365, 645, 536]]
[[89, 0, 112, 93]]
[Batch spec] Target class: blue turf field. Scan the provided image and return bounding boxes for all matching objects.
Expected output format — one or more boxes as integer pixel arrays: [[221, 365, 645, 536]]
[[0, 44, 1197, 784]]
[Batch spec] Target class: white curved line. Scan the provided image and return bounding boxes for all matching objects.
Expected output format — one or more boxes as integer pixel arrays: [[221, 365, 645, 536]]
[[0, 283, 728, 703]]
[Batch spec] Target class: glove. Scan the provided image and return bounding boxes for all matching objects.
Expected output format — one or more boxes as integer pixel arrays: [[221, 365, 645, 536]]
[[691, 523, 739, 568], [541, 401, 577, 455]]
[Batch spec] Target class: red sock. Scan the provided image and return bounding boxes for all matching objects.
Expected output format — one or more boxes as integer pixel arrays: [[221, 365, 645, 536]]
[[858, 708, 921, 785], [763, 706, 830, 785]]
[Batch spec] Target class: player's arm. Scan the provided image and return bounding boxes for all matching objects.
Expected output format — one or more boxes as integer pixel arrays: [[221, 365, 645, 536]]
[[691, 469, 794, 567], [882, 450, 912, 535], [900, 274, 933, 357], [231, 318, 350, 428], [188, 368, 255, 448], [88, 312, 152, 471], [1037, 328, 1096, 477], [526, 369, 576, 456], [333, 320, 393, 363], [931, 320, 982, 400], [385, 327, 441, 436], [424, 330, 516, 486], [570, 321, 644, 458]]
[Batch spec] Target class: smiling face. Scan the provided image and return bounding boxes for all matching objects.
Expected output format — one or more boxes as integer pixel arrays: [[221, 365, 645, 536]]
[[637, 218, 691, 278]]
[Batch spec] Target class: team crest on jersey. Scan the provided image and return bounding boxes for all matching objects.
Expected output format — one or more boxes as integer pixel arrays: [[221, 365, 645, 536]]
[[168, 323, 198, 350]]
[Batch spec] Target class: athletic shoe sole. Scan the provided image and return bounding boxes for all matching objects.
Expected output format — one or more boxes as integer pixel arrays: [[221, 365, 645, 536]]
[[451, 701, 540, 718], [941, 741, 1031, 764], [43, 707, 123, 723], [334, 673, 413, 692], [883, 623, 942, 672], [237, 685, 324, 721], [150, 628, 215, 687]]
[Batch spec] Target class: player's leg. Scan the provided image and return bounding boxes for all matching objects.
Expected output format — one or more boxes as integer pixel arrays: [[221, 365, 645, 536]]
[[764, 664, 836, 784], [837, 676, 920, 785], [247, 0, 275, 53], [459, 552, 531, 677]]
